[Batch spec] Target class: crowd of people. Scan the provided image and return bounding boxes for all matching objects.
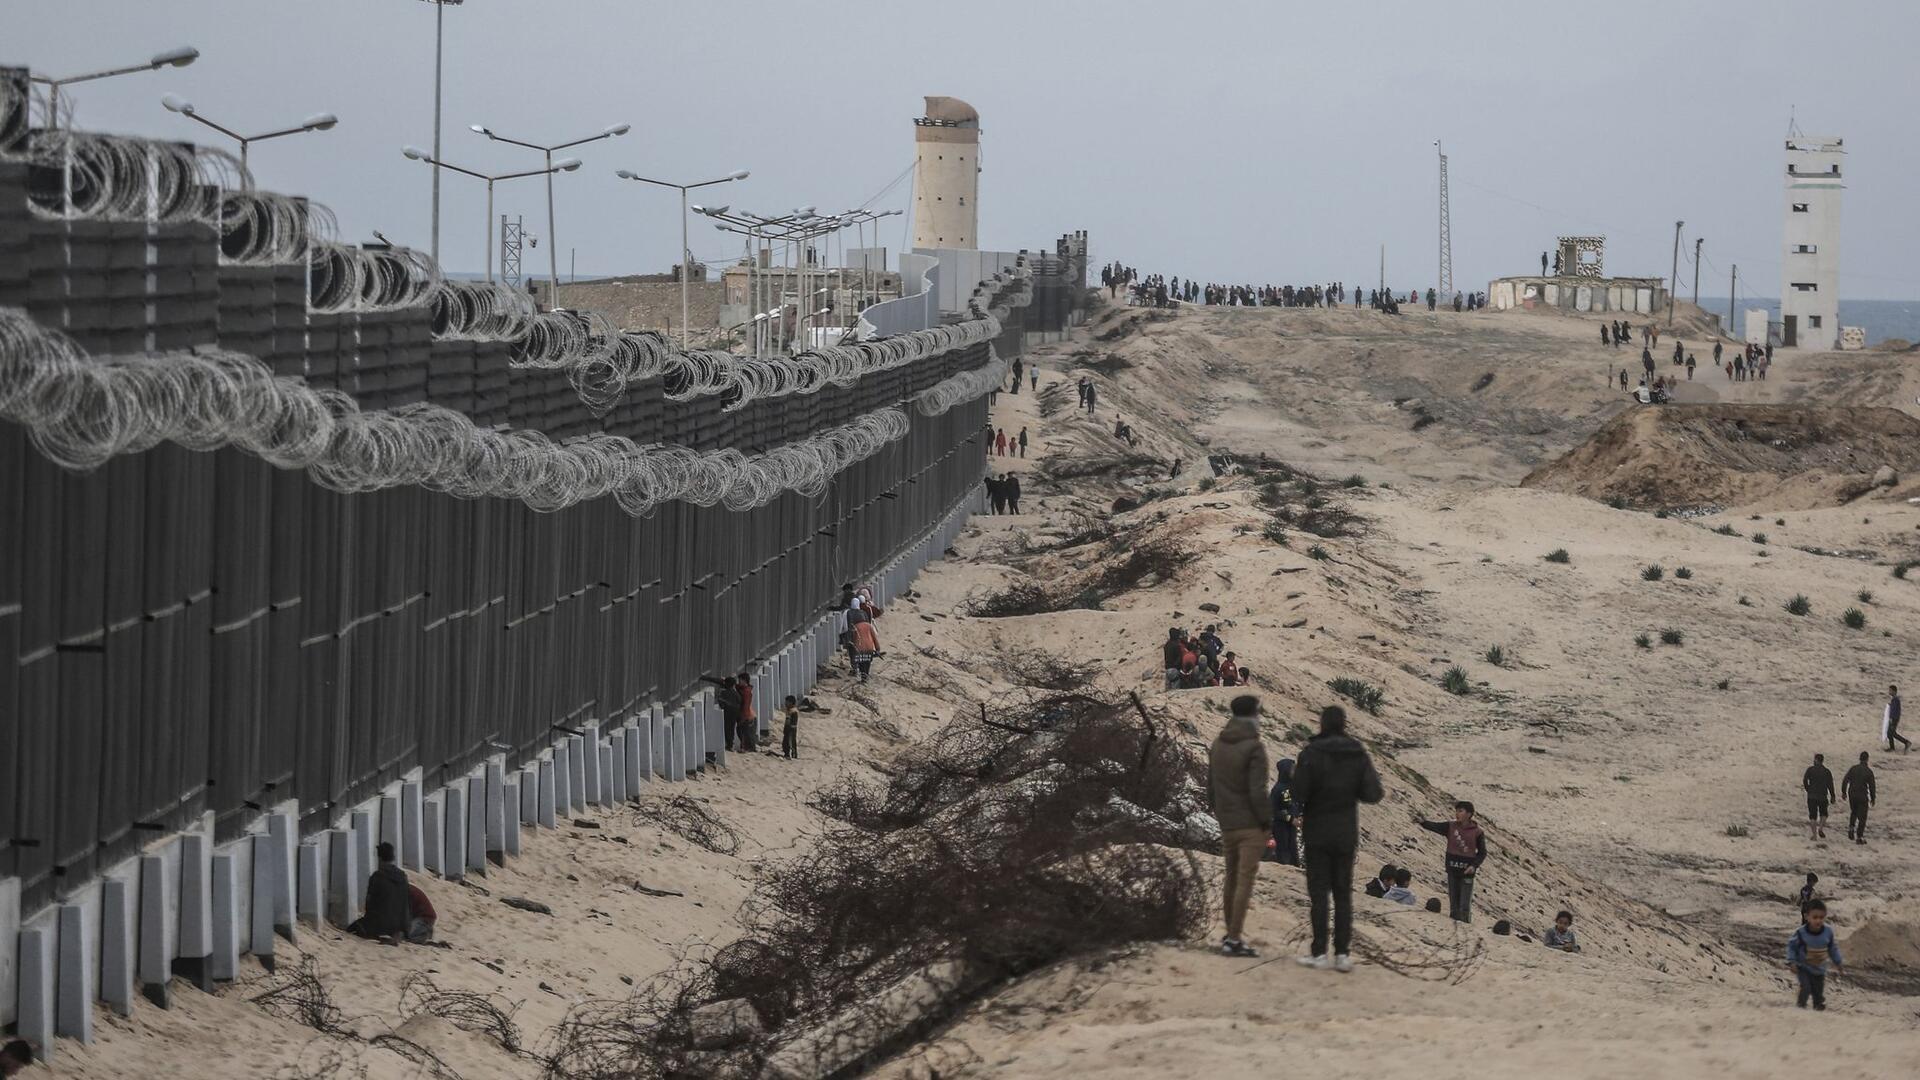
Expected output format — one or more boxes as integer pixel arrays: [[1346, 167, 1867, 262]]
[[1098, 262, 1486, 313], [984, 472, 1022, 514], [1162, 625, 1255, 690]]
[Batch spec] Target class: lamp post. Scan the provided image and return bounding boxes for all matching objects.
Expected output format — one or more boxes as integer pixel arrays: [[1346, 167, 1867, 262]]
[[161, 95, 336, 169], [403, 145, 578, 282], [615, 168, 749, 348], [472, 121, 630, 310], [416, 0, 464, 265], [29, 45, 198, 129]]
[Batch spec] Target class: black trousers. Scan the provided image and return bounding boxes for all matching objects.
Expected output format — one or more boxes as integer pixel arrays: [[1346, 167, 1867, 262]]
[[1889, 718, 1911, 750], [1849, 800, 1870, 838], [1796, 968, 1826, 1007], [1303, 844, 1355, 957], [1445, 868, 1475, 922], [782, 721, 798, 758]]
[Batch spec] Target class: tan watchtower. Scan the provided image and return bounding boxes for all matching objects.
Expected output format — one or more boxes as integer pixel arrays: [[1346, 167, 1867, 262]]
[[912, 96, 979, 249]]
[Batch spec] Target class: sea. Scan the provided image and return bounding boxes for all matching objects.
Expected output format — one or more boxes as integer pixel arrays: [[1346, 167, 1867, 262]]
[[1694, 297, 1920, 346]]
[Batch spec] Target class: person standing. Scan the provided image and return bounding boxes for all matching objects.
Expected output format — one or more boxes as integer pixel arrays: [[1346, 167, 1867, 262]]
[[1207, 695, 1273, 958], [1420, 801, 1488, 922], [734, 671, 757, 753], [1084, 383, 1098, 414], [1787, 900, 1845, 1010], [780, 695, 800, 759], [1884, 684, 1910, 752], [1843, 751, 1876, 844], [1803, 753, 1836, 841], [1030, 364, 1039, 392], [850, 616, 881, 683], [994, 428, 1007, 457], [1290, 705, 1385, 972], [1269, 758, 1300, 866], [1005, 474, 1022, 514], [1017, 427, 1029, 458]]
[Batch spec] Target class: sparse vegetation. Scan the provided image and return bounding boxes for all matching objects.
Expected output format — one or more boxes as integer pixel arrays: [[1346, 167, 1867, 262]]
[[1634, 633, 1652, 649], [1607, 495, 1627, 510], [1751, 532, 1769, 545], [1262, 520, 1289, 545], [1659, 628, 1685, 646], [1737, 595, 1753, 607], [1725, 824, 1750, 839], [1327, 676, 1385, 714], [1843, 607, 1867, 630], [1896, 562, 1914, 580], [1716, 678, 1731, 691], [1654, 509, 1670, 519], [1786, 594, 1812, 617], [1482, 644, 1507, 667], [1342, 474, 1366, 489], [1197, 476, 1216, 492], [1641, 564, 1664, 581], [1674, 566, 1693, 580], [1714, 524, 1740, 536], [1775, 518, 1786, 526], [1440, 666, 1472, 695], [1543, 548, 1571, 564], [1858, 589, 1875, 604], [1308, 544, 1332, 561]]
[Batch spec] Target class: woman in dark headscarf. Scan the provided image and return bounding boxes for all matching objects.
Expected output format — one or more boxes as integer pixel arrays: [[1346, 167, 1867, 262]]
[[1269, 758, 1300, 865]]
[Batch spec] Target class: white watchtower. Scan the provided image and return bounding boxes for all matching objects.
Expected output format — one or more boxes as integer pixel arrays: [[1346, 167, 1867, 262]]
[[1781, 132, 1843, 349]]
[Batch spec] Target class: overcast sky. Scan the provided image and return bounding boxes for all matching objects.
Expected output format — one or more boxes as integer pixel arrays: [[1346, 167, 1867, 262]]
[[10, 0, 1917, 299]]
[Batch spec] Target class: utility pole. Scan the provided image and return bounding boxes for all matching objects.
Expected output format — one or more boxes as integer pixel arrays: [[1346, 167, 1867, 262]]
[[1379, 243, 1385, 296], [1729, 263, 1737, 341], [1436, 141, 1453, 300], [1667, 220, 1684, 327], [1692, 237, 1703, 308]]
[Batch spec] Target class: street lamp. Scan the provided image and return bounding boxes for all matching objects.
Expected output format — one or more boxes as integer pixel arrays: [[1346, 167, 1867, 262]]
[[29, 45, 199, 128], [472, 121, 630, 310], [416, 0, 465, 265], [615, 167, 749, 347], [403, 145, 578, 283], [161, 95, 336, 169]]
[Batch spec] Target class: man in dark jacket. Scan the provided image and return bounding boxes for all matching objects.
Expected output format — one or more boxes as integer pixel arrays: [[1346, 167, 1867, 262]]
[[1290, 705, 1384, 972], [1208, 695, 1273, 957], [353, 842, 411, 942], [1803, 753, 1836, 841], [1843, 751, 1876, 844], [1162, 628, 1187, 690], [1419, 801, 1488, 922], [1364, 863, 1396, 899]]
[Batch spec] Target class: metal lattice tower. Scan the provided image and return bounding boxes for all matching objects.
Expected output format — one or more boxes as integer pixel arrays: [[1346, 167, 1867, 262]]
[[500, 214, 524, 288], [1436, 141, 1453, 297]]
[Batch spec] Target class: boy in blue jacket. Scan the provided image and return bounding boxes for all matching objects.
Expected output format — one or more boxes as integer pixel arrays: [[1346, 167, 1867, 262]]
[[1787, 900, 1845, 1010]]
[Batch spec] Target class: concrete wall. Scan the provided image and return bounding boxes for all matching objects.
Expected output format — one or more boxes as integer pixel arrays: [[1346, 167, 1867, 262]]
[[1781, 134, 1843, 349], [915, 248, 1025, 316], [1488, 276, 1667, 315]]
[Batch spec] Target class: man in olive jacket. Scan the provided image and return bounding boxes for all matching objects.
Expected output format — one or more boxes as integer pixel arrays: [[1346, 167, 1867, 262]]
[[1208, 694, 1272, 957], [1290, 705, 1385, 972]]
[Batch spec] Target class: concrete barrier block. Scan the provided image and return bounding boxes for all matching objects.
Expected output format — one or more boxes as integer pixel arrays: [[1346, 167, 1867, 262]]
[[580, 725, 602, 806], [552, 741, 572, 815], [625, 722, 646, 794], [177, 833, 212, 990], [443, 784, 467, 882], [328, 829, 361, 926], [249, 834, 277, 970], [609, 730, 630, 802], [502, 778, 521, 857], [379, 794, 402, 855], [208, 854, 240, 983], [351, 810, 376, 900], [295, 841, 324, 930], [267, 811, 297, 938], [421, 792, 445, 875], [519, 765, 539, 825], [465, 774, 487, 872], [599, 742, 617, 806], [401, 780, 425, 869], [138, 852, 173, 1008], [485, 759, 507, 863], [100, 876, 136, 1016], [568, 734, 588, 811], [653, 712, 671, 779], [18, 926, 52, 1058], [538, 757, 558, 828], [56, 904, 93, 1042], [667, 713, 687, 782]]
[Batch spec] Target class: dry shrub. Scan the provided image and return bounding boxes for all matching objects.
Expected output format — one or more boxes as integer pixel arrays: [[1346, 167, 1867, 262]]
[[631, 794, 742, 856], [546, 693, 1212, 1079], [968, 536, 1195, 617]]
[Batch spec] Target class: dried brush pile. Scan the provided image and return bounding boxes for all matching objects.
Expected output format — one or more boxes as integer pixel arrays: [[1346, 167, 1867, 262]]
[[544, 692, 1213, 1079]]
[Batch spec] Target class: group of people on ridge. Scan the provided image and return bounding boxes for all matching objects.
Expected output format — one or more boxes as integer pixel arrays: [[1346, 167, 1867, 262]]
[[1163, 625, 1253, 690]]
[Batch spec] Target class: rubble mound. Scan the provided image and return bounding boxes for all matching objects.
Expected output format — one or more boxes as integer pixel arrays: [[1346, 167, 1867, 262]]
[[1520, 404, 1920, 511]]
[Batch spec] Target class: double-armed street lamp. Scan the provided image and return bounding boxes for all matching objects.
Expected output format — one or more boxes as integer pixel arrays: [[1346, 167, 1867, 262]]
[[614, 167, 750, 347], [162, 94, 336, 168], [403, 145, 579, 282], [471, 121, 630, 309]]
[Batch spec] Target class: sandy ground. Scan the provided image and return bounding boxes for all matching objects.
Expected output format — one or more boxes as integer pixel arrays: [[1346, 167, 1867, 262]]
[[54, 298, 1920, 1078]]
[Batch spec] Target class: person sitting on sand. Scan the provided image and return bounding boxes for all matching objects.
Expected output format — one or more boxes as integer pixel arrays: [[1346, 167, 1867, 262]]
[[352, 842, 411, 943], [407, 883, 436, 943], [1366, 863, 1397, 899], [1218, 651, 1242, 686], [1384, 867, 1417, 906], [1, 1039, 34, 1076], [1543, 911, 1581, 952], [1179, 659, 1210, 690], [1787, 900, 1844, 1010]]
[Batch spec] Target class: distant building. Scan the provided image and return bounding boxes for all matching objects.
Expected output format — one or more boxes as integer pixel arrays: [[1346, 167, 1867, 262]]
[[912, 96, 979, 249], [1781, 133, 1843, 349]]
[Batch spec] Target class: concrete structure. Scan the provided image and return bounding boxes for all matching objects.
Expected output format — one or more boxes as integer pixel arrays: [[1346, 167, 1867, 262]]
[[1781, 133, 1843, 349], [912, 97, 980, 249], [1487, 276, 1667, 315]]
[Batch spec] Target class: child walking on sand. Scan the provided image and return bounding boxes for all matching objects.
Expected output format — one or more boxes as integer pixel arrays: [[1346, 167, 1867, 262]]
[[1787, 900, 1845, 1010]]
